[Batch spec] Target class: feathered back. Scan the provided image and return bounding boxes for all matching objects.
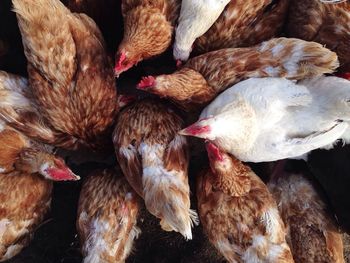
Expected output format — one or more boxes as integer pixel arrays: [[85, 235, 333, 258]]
[[12, 0, 117, 150], [77, 169, 140, 263]]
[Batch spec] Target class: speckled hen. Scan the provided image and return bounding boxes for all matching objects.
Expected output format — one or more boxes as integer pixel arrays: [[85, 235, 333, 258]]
[[9, 0, 117, 150], [194, 0, 288, 54], [139, 38, 338, 110], [113, 99, 198, 239], [174, 0, 290, 62], [287, 0, 350, 73], [197, 142, 293, 263], [268, 170, 344, 263], [114, 0, 181, 76], [0, 172, 52, 261], [77, 169, 140, 263]]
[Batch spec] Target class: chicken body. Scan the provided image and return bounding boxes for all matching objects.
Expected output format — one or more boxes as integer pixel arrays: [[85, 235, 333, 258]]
[[113, 99, 198, 239], [11, 0, 117, 150], [173, 0, 231, 62], [115, 0, 181, 76], [287, 0, 350, 72], [0, 172, 52, 262], [268, 171, 344, 263], [139, 38, 338, 110], [194, 0, 286, 54], [180, 77, 350, 162], [77, 169, 140, 263], [175, 0, 290, 62], [197, 142, 293, 263]]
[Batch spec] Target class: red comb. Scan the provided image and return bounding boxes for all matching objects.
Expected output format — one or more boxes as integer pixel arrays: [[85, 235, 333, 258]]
[[137, 76, 156, 90], [336, 72, 350, 80], [205, 141, 224, 162]]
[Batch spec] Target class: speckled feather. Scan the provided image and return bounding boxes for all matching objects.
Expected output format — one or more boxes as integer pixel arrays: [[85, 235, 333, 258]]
[[239, 0, 290, 47], [194, 0, 272, 53], [268, 173, 344, 263], [12, 0, 117, 150], [287, 0, 350, 72], [0, 71, 61, 146], [116, 0, 181, 73], [148, 37, 338, 110], [197, 153, 293, 263], [0, 172, 52, 262], [77, 169, 140, 263], [113, 99, 198, 239]]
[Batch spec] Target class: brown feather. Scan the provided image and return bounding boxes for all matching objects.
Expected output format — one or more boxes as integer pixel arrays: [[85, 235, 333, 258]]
[[197, 150, 293, 262], [116, 0, 181, 74], [287, 0, 350, 72], [113, 99, 197, 239], [12, 0, 117, 150], [77, 168, 140, 263], [268, 172, 345, 263], [148, 37, 338, 110], [195, 0, 273, 53], [0, 172, 52, 261], [0, 128, 28, 173]]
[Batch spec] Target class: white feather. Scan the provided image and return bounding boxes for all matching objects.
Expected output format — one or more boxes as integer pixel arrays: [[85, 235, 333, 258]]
[[195, 77, 350, 162], [174, 0, 230, 61]]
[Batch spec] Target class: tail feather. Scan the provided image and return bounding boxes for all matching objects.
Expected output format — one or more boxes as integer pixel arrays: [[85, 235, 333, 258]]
[[12, 0, 76, 88], [139, 142, 198, 239], [256, 37, 339, 79], [0, 71, 56, 145]]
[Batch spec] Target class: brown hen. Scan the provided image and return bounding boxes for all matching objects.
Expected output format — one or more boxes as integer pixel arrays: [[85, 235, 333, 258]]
[[77, 168, 140, 263], [138, 37, 338, 110], [287, 0, 350, 73], [197, 142, 294, 263], [0, 172, 52, 261], [194, 0, 287, 54], [268, 169, 344, 263], [10, 0, 117, 150], [114, 0, 181, 76], [113, 99, 198, 239], [0, 123, 78, 181]]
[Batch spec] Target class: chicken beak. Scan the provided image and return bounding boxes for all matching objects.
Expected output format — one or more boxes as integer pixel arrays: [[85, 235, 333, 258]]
[[179, 121, 211, 138]]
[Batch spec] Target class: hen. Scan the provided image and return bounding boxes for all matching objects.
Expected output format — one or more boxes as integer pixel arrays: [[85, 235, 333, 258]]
[[0, 123, 79, 181], [287, 0, 350, 73], [11, 0, 117, 150], [138, 38, 338, 110], [174, 0, 289, 62], [113, 99, 198, 239], [268, 163, 344, 263], [180, 77, 350, 162], [197, 142, 293, 263], [0, 172, 52, 261], [193, 0, 289, 55], [114, 0, 181, 76], [77, 168, 140, 263]]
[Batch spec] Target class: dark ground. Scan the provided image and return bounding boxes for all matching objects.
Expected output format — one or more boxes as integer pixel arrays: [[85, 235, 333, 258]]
[[2, 0, 350, 262]]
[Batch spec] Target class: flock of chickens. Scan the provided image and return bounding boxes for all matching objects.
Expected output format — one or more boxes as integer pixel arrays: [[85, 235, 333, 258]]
[[0, 0, 349, 262]]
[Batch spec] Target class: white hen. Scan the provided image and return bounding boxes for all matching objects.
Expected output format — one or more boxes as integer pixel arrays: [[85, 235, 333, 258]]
[[173, 0, 231, 62], [180, 77, 350, 162]]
